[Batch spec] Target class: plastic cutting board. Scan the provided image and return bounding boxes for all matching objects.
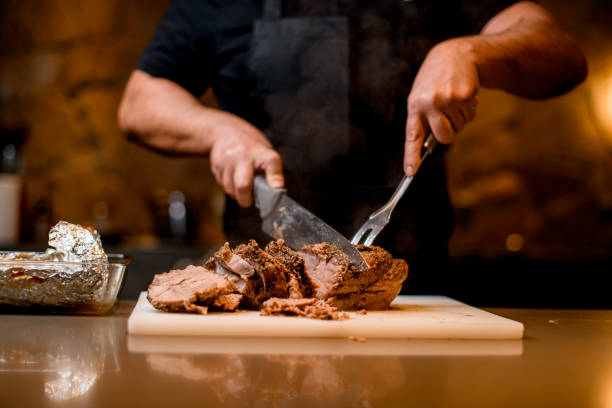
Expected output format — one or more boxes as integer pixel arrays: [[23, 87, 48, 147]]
[[127, 292, 524, 340]]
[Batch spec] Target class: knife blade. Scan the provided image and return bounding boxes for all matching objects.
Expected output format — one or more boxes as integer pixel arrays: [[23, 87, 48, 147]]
[[253, 175, 368, 271]]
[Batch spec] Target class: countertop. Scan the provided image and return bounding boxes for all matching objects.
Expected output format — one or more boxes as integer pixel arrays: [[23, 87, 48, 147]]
[[1, 302, 611, 408]]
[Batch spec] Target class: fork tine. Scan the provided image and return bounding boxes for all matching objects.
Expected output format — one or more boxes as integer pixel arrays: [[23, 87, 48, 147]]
[[362, 230, 379, 247], [350, 134, 437, 248], [350, 224, 372, 246]]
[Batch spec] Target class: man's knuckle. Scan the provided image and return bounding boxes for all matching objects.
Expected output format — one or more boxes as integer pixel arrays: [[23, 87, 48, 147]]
[[235, 179, 250, 191], [408, 93, 429, 112]]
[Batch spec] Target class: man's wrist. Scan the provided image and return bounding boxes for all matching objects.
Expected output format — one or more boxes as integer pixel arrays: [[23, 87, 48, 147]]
[[451, 35, 512, 90]]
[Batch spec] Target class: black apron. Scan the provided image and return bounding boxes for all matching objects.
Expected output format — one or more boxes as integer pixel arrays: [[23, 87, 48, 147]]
[[223, 0, 455, 293]]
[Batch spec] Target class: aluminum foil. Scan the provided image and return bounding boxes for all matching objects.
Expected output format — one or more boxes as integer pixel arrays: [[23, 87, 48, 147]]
[[48, 221, 107, 262], [0, 260, 108, 308], [0, 221, 111, 310]]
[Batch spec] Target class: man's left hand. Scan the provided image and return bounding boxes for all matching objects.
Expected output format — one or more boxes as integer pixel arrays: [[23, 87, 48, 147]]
[[404, 38, 479, 175]]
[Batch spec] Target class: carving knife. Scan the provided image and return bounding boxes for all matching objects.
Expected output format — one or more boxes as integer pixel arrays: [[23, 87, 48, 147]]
[[253, 175, 368, 271]]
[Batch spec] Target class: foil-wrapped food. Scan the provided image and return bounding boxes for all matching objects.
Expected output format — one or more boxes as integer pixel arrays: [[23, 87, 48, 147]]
[[0, 221, 129, 314]]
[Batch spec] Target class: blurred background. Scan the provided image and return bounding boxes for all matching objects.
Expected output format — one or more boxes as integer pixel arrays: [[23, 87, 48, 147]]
[[0, 0, 611, 306]]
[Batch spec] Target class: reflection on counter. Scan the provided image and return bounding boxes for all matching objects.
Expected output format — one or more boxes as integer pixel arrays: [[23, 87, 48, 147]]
[[0, 314, 122, 401], [145, 352, 405, 406], [44, 372, 98, 401], [128, 335, 522, 407]]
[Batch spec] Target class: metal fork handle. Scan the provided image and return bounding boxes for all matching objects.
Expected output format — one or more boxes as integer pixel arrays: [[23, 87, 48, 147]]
[[373, 132, 437, 221], [350, 133, 437, 246]]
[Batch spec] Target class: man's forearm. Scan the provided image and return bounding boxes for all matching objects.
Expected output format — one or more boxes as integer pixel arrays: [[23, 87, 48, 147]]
[[458, 1, 587, 98], [118, 70, 224, 155]]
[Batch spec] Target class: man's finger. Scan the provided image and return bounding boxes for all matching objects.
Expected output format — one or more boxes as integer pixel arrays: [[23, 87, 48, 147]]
[[256, 149, 284, 188], [442, 105, 465, 133], [427, 112, 456, 145], [404, 112, 427, 176], [234, 160, 254, 208], [221, 167, 236, 201], [457, 102, 476, 123]]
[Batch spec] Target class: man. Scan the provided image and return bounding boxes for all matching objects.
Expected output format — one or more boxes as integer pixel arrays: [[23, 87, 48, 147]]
[[119, 1, 586, 293]]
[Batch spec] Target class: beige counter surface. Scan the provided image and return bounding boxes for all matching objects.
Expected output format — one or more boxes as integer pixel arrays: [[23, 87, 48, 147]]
[[1, 302, 611, 407]]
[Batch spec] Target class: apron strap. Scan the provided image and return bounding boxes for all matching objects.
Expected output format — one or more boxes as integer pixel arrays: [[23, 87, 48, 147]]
[[262, 0, 339, 20], [262, 0, 283, 20]]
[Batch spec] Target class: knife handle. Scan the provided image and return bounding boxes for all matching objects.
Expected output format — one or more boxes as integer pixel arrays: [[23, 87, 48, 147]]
[[253, 175, 286, 218]]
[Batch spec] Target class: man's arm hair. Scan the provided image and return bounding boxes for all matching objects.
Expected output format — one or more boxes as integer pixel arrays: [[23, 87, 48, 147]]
[[118, 70, 223, 155], [470, 1, 587, 98]]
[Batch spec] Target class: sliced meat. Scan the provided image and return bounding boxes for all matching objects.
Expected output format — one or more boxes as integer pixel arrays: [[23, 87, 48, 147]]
[[260, 297, 347, 320], [234, 240, 289, 300], [147, 240, 409, 318], [264, 239, 314, 298], [211, 243, 262, 308], [299, 243, 386, 300], [214, 242, 255, 279], [304, 244, 407, 310], [358, 259, 409, 309], [211, 294, 243, 312], [147, 265, 237, 314]]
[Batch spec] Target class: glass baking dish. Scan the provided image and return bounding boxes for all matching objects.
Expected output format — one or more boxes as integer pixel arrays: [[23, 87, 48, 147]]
[[0, 252, 130, 314]]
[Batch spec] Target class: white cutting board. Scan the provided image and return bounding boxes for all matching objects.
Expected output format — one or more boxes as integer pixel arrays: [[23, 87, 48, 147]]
[[128, 292, 524, 340]]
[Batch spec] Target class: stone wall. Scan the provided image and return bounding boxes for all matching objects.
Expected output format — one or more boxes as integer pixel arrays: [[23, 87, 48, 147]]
[[0, 0, 224, 245], [1, 0, 611, 258]]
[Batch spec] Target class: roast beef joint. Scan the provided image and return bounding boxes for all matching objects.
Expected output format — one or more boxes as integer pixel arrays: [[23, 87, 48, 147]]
[[147, 240, 408, 320]]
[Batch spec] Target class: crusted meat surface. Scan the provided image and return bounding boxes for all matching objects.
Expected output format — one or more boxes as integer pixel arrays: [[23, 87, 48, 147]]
[[211, 243, 262, 308], [265, 239, 313, 298], [147, 266, 237, 314], [147, 240, 409, 317], [322, 245, 406, 310], [211, 293, 243, 312], [234, 240, 289, 300], [298, 243, 392, 308], [260, 297, 347, 320]]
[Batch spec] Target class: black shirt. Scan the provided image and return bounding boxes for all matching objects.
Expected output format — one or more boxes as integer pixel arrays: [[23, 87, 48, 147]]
[[138, 0, 516, 103], [137, 0, 518, 292]]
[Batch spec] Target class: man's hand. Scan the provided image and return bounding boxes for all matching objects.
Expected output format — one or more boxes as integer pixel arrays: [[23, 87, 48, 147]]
[[404, 38, 479, 176], [209, 114, 284, 208], [118, 71, 284, 208], [404, 1, 587, 176]]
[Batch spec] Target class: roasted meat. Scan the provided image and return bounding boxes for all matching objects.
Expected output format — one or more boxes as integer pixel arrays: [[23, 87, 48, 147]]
[[260, 297, 347, 320], [209, 242, 262, 308], [233, 240, 289, 300], [322, 245, 408, 310], [147, 240, 409, 319], [147, 265, 238, 314], [265, 239, 313, 298]]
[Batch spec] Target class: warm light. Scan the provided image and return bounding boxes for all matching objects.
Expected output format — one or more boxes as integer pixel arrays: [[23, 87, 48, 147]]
[[598, 372, 612, 408], [45, 372, 98, 400], [591, 64, 612, 135], [505, 233, 524, 252]]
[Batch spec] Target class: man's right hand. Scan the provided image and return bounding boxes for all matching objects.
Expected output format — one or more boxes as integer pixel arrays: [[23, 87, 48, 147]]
[[118, 71, 283, 208], [209, 113, 284, 208]]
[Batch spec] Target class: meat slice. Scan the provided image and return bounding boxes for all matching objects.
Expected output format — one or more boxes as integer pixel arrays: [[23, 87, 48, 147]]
[[260, 297, 347, 320], [323, 246, 408, 310], [264, 239, 314, 298], [210, 243, 262, 308], [299, 243, 407, 310], [298, 243, 387, 302], [359, 259, 409, 309], [147, 265, 237, 314], [211, 294, 243, 312], [213, 242, 255, 279], [234, 240, 289, 300]]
